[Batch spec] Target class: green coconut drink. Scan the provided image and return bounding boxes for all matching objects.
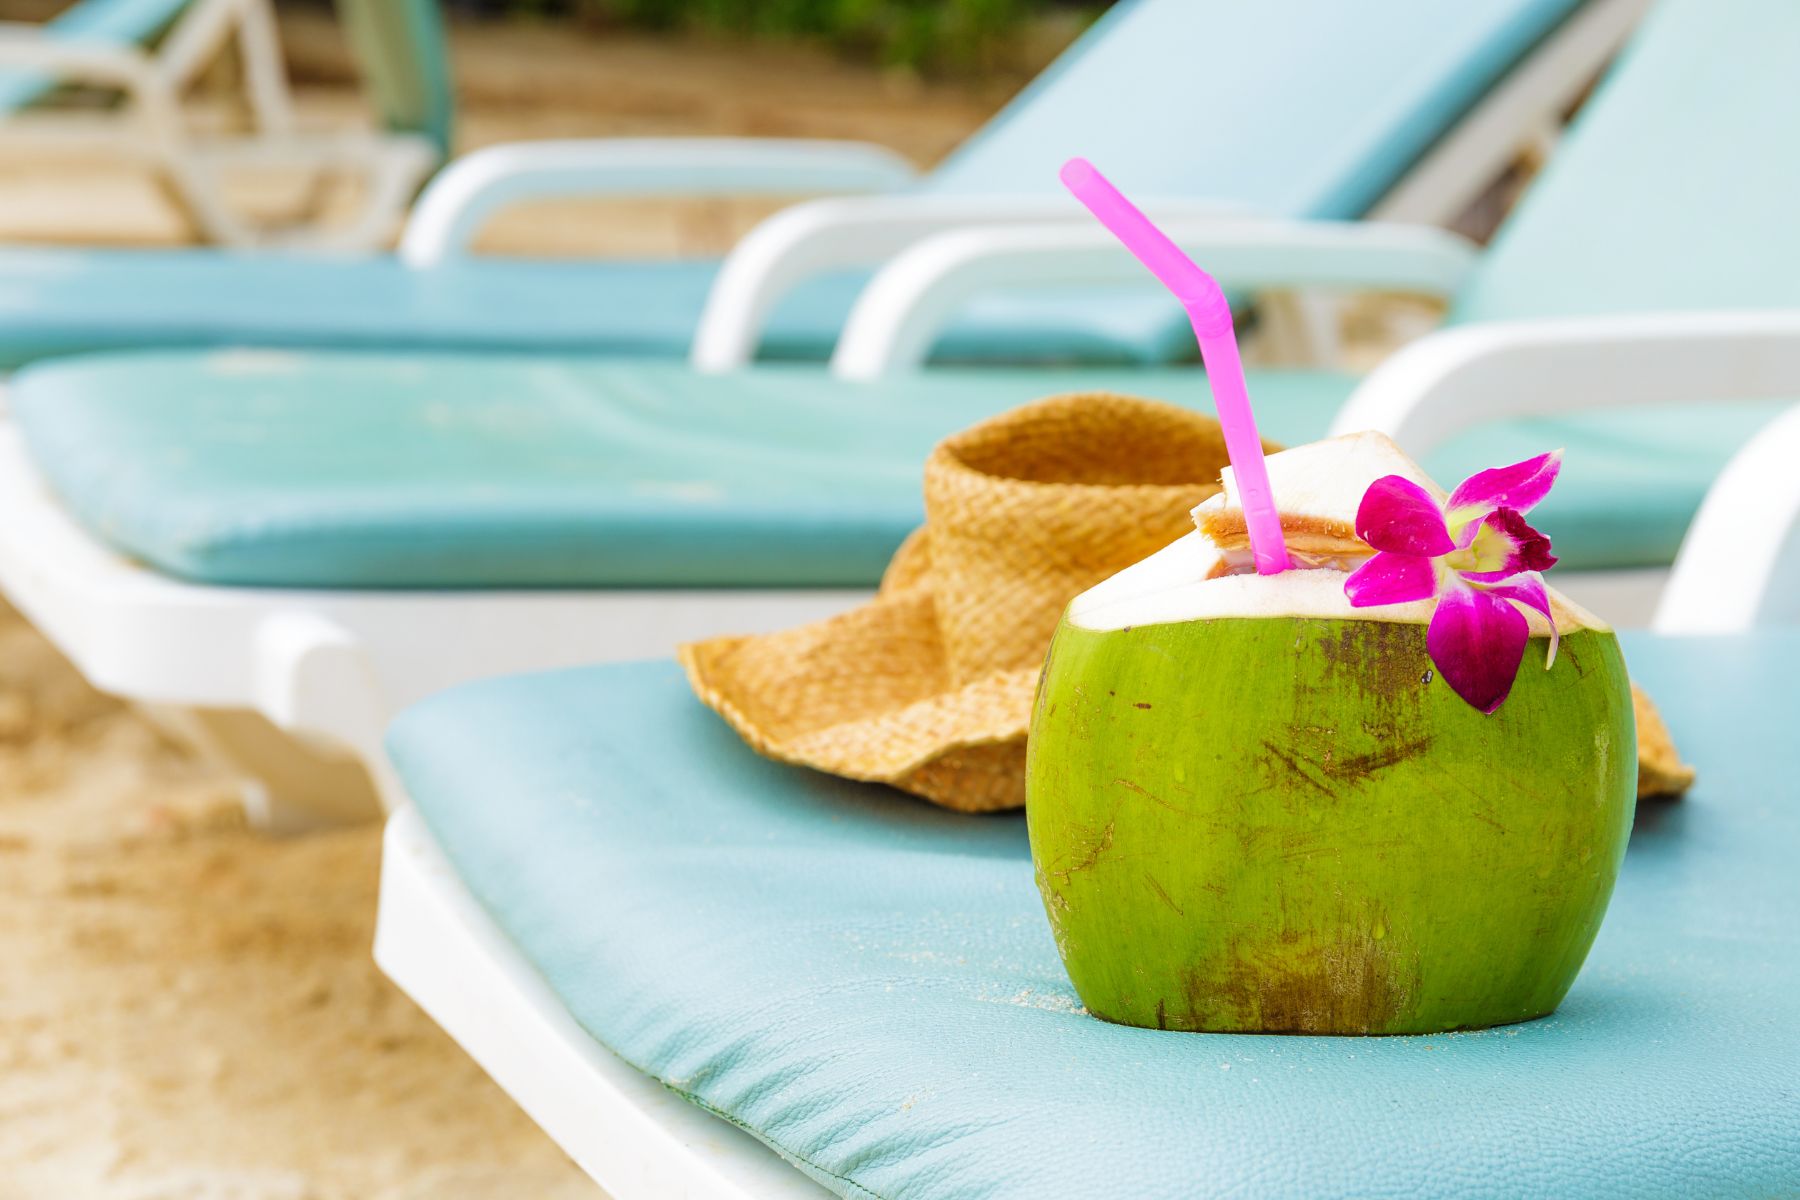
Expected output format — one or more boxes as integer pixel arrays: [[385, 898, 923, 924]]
[[1026, 434, 1637, 1035]]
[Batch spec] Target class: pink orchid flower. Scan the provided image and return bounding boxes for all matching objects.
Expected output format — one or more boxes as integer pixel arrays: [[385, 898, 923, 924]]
[[1344, 451, 1564, 714]]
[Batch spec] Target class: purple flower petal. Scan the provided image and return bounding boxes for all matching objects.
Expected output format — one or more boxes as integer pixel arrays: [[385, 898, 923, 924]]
[[1484, 571, 1560, 669], [1345, 552, 1440, 608], [1426, 578, 1529, 714], [1444, 449, 1564, 535], [1355, 475, 1455, 556], [1450, 507, 1558, 581]]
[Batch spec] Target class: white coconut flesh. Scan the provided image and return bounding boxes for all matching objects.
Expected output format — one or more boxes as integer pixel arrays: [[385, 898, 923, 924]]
[[1070, 432, 1607, 636]]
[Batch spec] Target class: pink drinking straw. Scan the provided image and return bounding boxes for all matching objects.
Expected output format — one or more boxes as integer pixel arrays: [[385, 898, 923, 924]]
[[1060, 157, 1291, 574]]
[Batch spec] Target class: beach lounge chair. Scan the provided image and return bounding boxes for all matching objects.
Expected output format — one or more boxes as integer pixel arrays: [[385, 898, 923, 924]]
[[0, 0, 1785, 824], [367, 470, 1800, 1196], [0, 0, 1641, 370], [0, 0, 1785, 828], [0, 0, 446, 250]]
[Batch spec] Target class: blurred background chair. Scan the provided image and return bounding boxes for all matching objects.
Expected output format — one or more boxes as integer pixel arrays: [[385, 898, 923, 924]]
[[0, 0, 446, 248], [0, 0, 1642, 371]]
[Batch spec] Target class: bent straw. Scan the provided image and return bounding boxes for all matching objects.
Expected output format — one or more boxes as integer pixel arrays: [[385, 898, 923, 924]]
[[1060, 157, 1290, 575]]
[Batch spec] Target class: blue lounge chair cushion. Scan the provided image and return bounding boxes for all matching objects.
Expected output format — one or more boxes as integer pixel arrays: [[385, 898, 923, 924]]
[[387, 633, 1800, 1199], [0, 248, 1194, 371], [922, 0, 1583, 221], [1451, 0, 1800, 324], [10, 353, 1786, 588]]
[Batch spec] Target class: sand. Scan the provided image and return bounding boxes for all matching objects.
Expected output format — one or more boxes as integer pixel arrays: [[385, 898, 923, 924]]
[[0, 591, 613, 1197], [0, 10, 1009, 1196], [0, 599, 608, 1199]]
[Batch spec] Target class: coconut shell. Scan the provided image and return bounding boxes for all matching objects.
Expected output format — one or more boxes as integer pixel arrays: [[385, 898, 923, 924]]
[[1030, 612, 1639, 1034]]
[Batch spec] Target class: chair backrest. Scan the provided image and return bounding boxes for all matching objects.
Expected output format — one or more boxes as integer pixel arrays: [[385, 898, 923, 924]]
[[920, 0, 1586, 220], [1451, 0, 1800, 324], [0, 0, 192, 113], [335, 0, 455, 159]]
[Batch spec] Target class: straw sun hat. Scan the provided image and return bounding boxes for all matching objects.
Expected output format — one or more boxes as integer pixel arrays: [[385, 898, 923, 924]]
[[681, 392, 1693, 812]]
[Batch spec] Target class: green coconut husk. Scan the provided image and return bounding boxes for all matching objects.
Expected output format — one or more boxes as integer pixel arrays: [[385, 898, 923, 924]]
[[1028, 612, 1635, 1035]]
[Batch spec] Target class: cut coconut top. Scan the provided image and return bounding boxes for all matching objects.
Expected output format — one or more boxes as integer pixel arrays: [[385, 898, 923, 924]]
[[1194, 431, 1441, 557], [1070, 433, 1607, 634]]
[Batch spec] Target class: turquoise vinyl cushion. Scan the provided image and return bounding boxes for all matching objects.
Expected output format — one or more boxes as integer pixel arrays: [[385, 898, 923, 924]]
[[14, 353, 1779, 587], [0, 250, 1190, 372], [0, 0, 1584, 369], [1450, 0, 1800, 324], [0, 0, 191, 113], [387, 633, 1800, 1199], [923, 0, 1580, 221]]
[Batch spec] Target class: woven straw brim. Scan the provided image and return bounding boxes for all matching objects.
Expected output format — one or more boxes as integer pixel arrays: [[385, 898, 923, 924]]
[[681, 392, 1241, 812]]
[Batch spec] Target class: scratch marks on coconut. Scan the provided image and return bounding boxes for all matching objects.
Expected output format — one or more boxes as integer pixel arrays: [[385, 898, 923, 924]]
[[1112, 776, 1195, 818], [1044, 805, 1121, 889], [1141, 871, 1185, 917], [1258, 732, 1435, 802], [1329, 738, 1436, 780]]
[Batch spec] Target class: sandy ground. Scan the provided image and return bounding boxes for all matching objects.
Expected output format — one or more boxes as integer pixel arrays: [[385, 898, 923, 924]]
[[0, 10, 1010, 1197], [0, 597, 602, 1199]]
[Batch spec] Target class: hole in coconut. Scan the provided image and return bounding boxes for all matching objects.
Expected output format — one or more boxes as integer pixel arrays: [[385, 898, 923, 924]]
[[1204, 548, 1371, 580]]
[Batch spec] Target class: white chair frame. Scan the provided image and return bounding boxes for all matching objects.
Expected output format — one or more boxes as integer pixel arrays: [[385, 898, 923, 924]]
[[0, 0, 438, 250]]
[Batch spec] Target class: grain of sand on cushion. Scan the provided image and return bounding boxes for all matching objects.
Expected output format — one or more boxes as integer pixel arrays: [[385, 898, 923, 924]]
[[0, 603, 597, 1199]]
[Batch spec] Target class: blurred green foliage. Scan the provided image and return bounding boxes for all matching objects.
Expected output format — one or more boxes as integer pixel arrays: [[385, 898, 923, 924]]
[[486, 0, 1097, 75]]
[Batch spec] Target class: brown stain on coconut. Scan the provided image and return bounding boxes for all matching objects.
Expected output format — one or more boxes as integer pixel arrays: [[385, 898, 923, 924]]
[[1318, 619, 1434, 700], [1174, 925, 1420, 1034]]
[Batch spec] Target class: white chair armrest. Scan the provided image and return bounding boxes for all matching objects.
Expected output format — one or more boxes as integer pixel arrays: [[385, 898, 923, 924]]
[[397, 137, 918, 267], [1329, 311, 1800, 451], [828, 219, 1475, 380], [690, 194, 1249, 373], [1655, 403, 1800, 634]]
